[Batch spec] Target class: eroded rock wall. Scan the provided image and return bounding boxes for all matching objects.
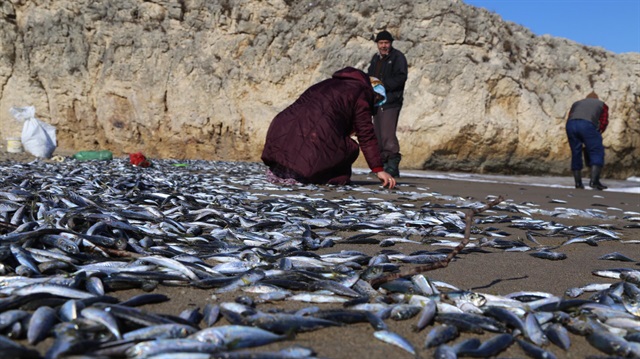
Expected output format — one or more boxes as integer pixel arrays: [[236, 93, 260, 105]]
[[0, 0, 638, 178]]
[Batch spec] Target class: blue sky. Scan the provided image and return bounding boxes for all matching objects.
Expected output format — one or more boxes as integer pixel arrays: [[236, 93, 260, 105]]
[[463, 0, 640, 54]]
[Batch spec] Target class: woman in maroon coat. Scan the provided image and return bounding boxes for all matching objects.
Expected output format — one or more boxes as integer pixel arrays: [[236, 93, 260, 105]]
[[261, 67, 396, 188]]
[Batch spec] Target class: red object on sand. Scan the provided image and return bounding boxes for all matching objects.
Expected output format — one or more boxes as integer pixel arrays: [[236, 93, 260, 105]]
[[129, 152, 151, 167]]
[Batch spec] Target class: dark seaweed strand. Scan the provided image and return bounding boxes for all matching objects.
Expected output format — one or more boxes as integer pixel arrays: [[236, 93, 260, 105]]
[[369, 196, 505, 288]]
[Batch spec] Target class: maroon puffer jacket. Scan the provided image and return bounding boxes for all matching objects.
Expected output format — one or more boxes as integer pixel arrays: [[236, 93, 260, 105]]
[[261, 67, 384, 183]]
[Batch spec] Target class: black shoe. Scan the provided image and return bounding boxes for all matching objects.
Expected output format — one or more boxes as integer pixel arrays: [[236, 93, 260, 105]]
[[572, 170, 584, 189], [589, 166, 607, 190], [589, 181, 607, 190]]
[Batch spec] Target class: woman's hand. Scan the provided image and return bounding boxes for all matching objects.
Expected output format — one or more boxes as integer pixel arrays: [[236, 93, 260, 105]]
[[376, 171, 396, 189]]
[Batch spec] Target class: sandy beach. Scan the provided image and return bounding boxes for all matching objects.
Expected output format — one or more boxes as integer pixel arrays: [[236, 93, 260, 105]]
[[167, 174, 639, 359], [107, 173, 639, 359], [2, 148, 639, 359]]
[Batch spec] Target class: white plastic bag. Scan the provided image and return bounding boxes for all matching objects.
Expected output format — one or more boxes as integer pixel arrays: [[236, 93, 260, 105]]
[[10, 106, 57, 158]]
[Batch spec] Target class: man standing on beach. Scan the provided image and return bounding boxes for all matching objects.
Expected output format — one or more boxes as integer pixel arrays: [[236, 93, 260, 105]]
[[566, 91, 609, 190], [367, 30, 408, 178]]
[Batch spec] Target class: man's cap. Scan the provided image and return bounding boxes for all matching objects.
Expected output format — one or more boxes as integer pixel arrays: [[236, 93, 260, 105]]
[[374, 30, 394, 42]]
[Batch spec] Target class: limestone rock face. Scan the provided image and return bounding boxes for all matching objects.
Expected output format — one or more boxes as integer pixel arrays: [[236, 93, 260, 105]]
[[0, 0, 638, 178]]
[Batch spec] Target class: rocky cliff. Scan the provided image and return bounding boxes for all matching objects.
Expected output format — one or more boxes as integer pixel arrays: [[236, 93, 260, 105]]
[[1, 0, 638, 178]]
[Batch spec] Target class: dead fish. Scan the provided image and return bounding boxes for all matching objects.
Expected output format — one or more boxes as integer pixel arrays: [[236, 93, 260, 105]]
[[189, 325, 287, 349], [27, 306, 58, 345], [215, 270, 265, 294], [425, 324, 459, 348], [125, 339, 224, 358], [434, 312, 501, 334], [545, 322, 571, 350], [585, 327, 637, 357], [549, 199, 567, 204], [483, 306, 525, 333], [517, 338, 557, 359], [12, 284, 96, 299], [413, 298, 437, 332], [243, 311, 341, 333], [598, 252, 636, 262], [308, 309, 384, 329], [81, 306, 122, 340], [123, 323, 198, 341], [10, 245, 41, 275], [0, 310, 30, 331], [562, 236, 598, 246], [565, 283, 612, 298], [524, 231, 542, 246], [620, 271, 640, 285], [389, 304, 422, 321], [307, 280, 360, 298], [530, 250, 567, 261], [286, 293, 349, 304], [464, 333, 514, 357], [373, 330, 416, 356], [524, 311, 548, 346]]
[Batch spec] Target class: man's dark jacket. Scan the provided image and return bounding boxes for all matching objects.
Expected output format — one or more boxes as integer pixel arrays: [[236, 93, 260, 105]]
[[367, 47, 408, 109], [261, 67, 383, 183]]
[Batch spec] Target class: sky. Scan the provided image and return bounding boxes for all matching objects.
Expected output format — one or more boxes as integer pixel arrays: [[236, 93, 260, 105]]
[[463, 0, 640, 54]]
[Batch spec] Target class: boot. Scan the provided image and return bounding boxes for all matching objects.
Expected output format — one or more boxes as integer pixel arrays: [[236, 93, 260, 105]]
[[573, 170, 584, 189], [589, 165, 608, 190], [384, 154, 401, 177]]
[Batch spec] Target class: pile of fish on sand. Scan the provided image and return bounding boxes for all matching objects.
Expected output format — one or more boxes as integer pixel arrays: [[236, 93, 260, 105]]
[[0, 157, 639, 359]]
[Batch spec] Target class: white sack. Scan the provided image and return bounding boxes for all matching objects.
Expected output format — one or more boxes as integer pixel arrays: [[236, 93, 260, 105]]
[[10, 106, 57, 158]]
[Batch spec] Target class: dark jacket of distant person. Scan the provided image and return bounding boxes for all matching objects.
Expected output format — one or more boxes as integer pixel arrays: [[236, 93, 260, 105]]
[[567, 97, 609, 133], [367, 47, 408, 110]]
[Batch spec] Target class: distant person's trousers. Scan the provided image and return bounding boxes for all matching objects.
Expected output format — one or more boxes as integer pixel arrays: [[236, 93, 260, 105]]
[[373, 106, 401, 161], [566, 119, 604, 170]]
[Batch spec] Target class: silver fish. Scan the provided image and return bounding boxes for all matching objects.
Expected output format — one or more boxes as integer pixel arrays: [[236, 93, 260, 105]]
[[373, 330, 416, 356], [465, 333, 514, 357], [13, 284, 96, 299], [81, 307, 122, 339], [10, 245, 41, 274], [189, 325, 287, 349], [286, 293, 349, 304], [123, 323, 198, 341], [0, 309, 29, 331], [215, 270, 265, 294], [598, 252, 636, 262], [529, 250, 567, 261], [27, 306, 58, 345], [545, 322, 571, 350], [585, 329, 635, 358], [126, 339, 224, 358], [524, 311, 548, 346], [413, 297, 437, 332], [425, 324, 459, 348], [517, 338, 557, 359]]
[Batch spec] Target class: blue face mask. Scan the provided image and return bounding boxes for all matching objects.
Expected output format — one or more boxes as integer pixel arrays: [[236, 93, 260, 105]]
[[373, 84, 387, 107]]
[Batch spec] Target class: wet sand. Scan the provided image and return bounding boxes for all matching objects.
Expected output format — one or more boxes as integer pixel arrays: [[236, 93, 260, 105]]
[[58, 173, 640, 359]]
